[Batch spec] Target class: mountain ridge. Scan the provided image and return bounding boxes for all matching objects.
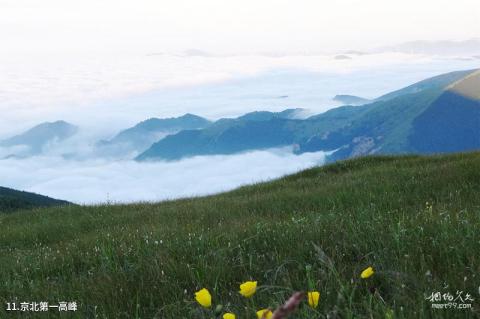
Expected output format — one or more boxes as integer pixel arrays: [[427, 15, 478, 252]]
[[0, 120, 78, 156], [333, 95, 371, 105], [136, 69, 480, 162], [97, 113, 212, 156]]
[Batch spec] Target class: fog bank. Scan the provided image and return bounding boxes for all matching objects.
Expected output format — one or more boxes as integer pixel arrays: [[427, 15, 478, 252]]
[[0, 148, 326, 204]]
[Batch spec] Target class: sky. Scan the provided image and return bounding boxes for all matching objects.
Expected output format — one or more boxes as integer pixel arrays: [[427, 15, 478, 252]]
[[0, 0, 479, 55]]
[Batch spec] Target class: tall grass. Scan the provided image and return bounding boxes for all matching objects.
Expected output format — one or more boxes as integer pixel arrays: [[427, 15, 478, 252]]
[[1, 152, 479, 318]]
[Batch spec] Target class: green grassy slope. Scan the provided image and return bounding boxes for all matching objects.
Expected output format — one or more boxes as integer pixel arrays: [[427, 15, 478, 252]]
[[1, 152, 479, 318]]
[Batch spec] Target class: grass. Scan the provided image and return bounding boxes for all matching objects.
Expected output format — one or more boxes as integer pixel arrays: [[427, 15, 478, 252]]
[[1, 152, 479, 318]]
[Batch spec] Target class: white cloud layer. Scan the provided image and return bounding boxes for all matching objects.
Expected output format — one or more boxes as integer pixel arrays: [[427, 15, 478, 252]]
[[0, 148, 326, 204], [1, 52, 478, 137]]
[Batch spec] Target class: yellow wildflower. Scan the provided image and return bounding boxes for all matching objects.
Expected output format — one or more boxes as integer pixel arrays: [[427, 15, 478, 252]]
[[194, 288, 212, 308], [239, 281, 258, 298], [223, 313, 236, 319], [307, 291, 320, 308], [360, 266, 375, 279], [256, 309, 273, 319]]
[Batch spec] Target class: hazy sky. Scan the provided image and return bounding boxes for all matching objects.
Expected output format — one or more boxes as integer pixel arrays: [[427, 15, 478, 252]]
[[1, 0, 479, 54]]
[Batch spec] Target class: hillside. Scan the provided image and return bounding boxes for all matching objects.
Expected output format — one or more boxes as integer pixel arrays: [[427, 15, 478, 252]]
[[1, 152, 479, 318], [136, 69, 479, 162], [0, 186, 70, 212], [409, 70, 480, 154], [299, 69, 480, 160]]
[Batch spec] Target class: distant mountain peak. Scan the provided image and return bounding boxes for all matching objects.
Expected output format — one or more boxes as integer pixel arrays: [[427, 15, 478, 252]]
[[96, 114, 211, 157], [180, 113, 206, 119], [237, 109, 305, 121], [333, 95, 371, 105], [378, 39, 480, 56], [28, 120, 76, 131], [0, 120, 78, 155], [50, 120, 71, 125]]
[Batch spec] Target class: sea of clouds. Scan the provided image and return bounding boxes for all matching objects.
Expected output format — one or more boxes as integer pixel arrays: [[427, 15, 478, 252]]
[[0, 148, 327, 204], [1, 52, 479, 203]]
